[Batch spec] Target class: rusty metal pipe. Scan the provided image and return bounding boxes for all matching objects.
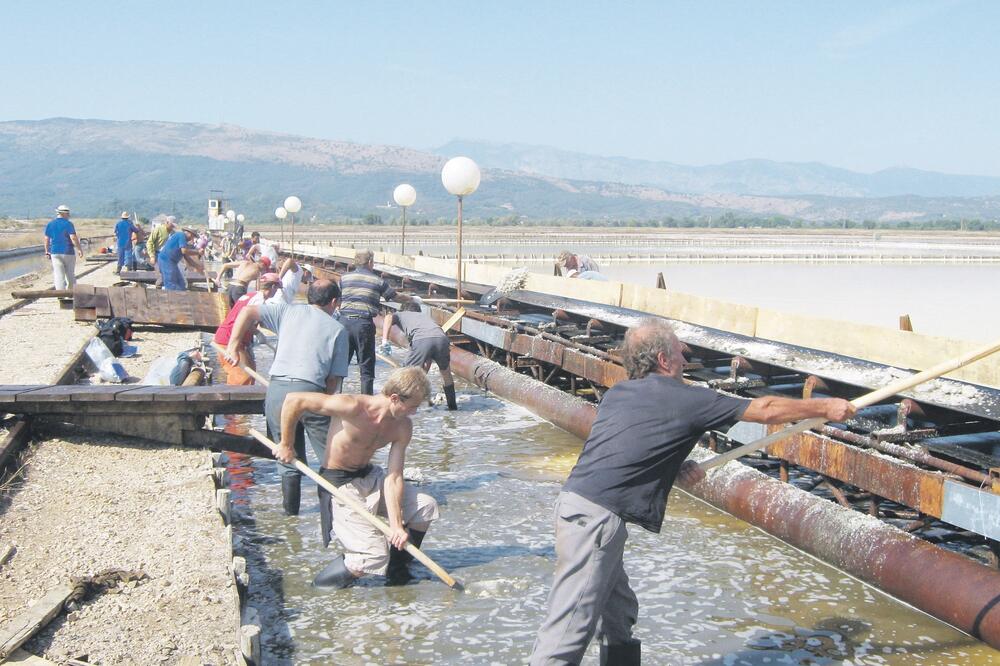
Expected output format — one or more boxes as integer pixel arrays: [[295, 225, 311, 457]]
[[407, 329, 1000, 647], [819, 425, 991, 486]]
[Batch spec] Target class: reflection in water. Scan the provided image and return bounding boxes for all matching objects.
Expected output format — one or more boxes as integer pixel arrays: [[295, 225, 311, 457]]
[[225, 362, 997, 665]]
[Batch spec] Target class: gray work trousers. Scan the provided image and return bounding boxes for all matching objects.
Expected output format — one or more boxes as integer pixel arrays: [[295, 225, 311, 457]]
[[264, 377, 331, 479], [529, 491, 639, 666]]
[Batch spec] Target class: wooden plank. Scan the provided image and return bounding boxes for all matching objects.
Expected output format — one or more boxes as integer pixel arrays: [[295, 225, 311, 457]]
[[182, 386, 232, 401], [94, 287, 112, 318], [0, 418, 32, 470], [441, 307, 466, 333], [72, 284, 97, 308], [108, 287, 128, 318], [70, 386, 144, 402], [123, 286, 149, 319], [14, 386, 83, 402], [0, 386, 45, 399], [0, 584, 74, 660]]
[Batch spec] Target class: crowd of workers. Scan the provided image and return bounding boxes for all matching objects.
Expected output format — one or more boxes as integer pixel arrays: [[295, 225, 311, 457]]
[[41, 204, 857, 664]]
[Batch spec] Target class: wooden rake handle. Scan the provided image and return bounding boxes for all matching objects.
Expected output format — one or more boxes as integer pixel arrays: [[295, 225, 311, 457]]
[[211, 342, 269, 385], [699, 336, 1000, 471], [247, 428, 463, 590]]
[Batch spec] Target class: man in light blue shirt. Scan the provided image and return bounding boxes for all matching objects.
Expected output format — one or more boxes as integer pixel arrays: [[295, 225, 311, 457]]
[[224, 279, 349, 517]]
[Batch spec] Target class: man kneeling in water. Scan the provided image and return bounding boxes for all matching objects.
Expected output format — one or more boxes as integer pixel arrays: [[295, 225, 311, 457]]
[[276, 366, 439, 587]]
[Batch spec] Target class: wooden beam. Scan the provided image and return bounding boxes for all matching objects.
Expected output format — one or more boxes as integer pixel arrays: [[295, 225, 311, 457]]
[[0, 584, 74, 660], [441, 307, 466, 333], [8, 290, 72, 300]]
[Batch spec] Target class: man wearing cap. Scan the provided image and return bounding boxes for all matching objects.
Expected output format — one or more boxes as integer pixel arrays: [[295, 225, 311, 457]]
[[338, 250, 412, 395], [158, 226, 205, 291], [223, 279, 349, 516], [219, 255, 271, 307], [43, 205, 84, 290], [113, 211, 139, 274], [268, 257, 313, 305], [213, 273, 281, 385]]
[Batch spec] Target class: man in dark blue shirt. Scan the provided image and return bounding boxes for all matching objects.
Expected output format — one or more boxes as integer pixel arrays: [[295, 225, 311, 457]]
[[337, 250, 411, 394], [43, 204, 83, 290], [529, 318, 855, 666], [157, 227, 204, 291], [113, 211, 138, 274]]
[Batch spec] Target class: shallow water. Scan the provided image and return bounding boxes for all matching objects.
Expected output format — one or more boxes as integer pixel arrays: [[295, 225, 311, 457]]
[[0, 251, 45, 282], [227, 360, 999, 665]]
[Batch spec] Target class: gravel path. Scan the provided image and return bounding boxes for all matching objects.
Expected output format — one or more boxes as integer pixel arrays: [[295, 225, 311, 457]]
[[0, 263, 241, 664]]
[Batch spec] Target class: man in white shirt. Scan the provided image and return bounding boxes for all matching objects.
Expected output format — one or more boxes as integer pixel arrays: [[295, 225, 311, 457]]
[[268, 258, 314, 304]]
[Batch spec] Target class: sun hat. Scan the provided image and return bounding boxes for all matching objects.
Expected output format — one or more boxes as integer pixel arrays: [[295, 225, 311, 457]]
[[120, 211, 130, 218], [301, 263, 314, 273], [56, 205, 70, 213]]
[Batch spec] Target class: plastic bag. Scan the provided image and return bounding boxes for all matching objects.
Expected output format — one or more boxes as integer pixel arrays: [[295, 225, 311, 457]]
[[141, 355, 178, 385], [85, 337, 127, 383]]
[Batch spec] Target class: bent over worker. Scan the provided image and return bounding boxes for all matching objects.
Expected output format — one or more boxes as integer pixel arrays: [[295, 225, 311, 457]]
[[276, 366, 439, 588], [529, 318, 855, 666], [157, 227, 204, 291], [381, 300, 458, 410], [224, 279, 350, 516]]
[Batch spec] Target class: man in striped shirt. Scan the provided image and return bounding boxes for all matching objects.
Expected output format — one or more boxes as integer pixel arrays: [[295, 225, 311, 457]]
[[337, 250, 412, 394]]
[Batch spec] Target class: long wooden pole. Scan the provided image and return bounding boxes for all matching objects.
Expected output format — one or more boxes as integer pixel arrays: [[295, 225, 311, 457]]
[[699, 337, 1000, 471], [247, 428, 463, 590]]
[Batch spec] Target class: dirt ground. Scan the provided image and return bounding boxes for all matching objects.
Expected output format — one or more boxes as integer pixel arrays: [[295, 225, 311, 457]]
[[0, 262, 241, 664]]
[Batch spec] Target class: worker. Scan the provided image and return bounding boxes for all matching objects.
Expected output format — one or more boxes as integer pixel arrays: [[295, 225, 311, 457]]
[[219, 255, 271, 306], [157, 226, 204, 291], [223, 279, 349, 516], [268, 258, 313, 304], [381, 300, 458, 410], [146, 216, 177, 287], [213, 273, 281, 385], [565, 268, 609, 281], [338, 249, 412, 395], [276, 366, 439, 587], [43, 204, 84, 290], [113, 211, 139, 274], [529, 318, 855, 665], [556, 250, 600, 277]]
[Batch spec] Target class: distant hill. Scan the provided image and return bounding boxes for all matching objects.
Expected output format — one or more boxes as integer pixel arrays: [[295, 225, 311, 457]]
[[1, 118, 998, 223], [434, 139, 1000, 199]]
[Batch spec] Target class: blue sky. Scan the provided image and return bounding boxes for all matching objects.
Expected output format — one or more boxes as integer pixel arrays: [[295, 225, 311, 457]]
[[3, 1, 998, 176]]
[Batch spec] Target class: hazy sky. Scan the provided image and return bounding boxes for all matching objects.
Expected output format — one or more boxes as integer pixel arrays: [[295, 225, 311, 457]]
[[4, 1, 998, 176]]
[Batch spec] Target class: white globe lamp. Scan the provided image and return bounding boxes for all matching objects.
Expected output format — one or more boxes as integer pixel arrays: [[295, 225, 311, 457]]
[[275, 206, 288, 247], [283, 196, 302, 253], [226, 209, 236, 221], [393, 184, 417, 255], [441, 156, 480, 297], [236, 213, 245, 223]]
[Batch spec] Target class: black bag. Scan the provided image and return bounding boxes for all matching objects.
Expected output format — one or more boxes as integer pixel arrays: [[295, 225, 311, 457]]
[[95, 317, 134, 357]]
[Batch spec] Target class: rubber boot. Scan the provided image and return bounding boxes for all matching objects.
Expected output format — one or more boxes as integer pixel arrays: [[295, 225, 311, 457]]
[[313, 554, 357, 589], [386, 529, 426, 585], [443, 384, 458, 411], [599, 640, 641, 666], [281, 475, 301, 516], [361, 377, 375, 396]]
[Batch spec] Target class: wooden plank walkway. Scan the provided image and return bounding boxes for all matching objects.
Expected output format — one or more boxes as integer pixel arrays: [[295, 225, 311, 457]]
[[72, 285, 229, 329], [0, 384, 264, 415]]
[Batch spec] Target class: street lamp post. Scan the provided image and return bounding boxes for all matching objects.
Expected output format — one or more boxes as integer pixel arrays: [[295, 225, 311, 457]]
[[441, 157, 481, 299], [275, 206, 287, 245], [284, 196, 302, 256], [393, 184, 417, 256]]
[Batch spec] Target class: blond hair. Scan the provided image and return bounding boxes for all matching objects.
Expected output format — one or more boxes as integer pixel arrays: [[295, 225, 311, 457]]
[[381, 366, 431, 402]]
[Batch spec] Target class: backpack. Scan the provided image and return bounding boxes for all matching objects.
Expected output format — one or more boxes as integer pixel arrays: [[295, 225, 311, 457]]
[[95, 317, 134, 357]]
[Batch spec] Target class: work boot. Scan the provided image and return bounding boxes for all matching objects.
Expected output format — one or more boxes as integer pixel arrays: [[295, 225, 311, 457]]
[[281, 475, 301, 516], [443, 384, 458, 411], [599, 640, 641, 666], [313, 554, 357, 589], [386, 529, 426, 585], [361, 378, 375, 396]]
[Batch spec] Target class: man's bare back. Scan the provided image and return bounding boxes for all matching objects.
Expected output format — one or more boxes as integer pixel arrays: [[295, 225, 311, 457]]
[[322, 394, 415, 471]]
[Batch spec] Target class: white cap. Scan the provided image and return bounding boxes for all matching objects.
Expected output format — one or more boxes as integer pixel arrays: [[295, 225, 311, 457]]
[[120, 211, 130, 218], [56, 204, 70, 213], [566, 269, 580, 278], [301, 263, 314, 273]]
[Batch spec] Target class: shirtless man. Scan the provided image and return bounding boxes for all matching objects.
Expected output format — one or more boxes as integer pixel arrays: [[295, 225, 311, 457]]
[[220, 255, 272, 306], [276, 366, 439, 588]]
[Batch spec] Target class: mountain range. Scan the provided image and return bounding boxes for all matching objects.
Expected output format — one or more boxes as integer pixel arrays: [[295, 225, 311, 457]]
[[0, 118, 997, 223]]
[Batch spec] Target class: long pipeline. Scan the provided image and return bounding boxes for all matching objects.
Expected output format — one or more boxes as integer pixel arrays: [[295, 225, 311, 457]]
[[390, 325, 1000, 649]]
